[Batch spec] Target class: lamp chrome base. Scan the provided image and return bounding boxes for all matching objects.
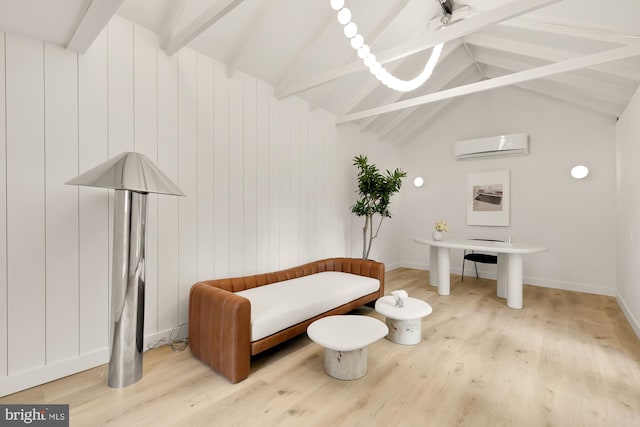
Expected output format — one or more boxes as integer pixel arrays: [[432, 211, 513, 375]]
[[65, 152, 185, 388], [108, 190, 147, 388]]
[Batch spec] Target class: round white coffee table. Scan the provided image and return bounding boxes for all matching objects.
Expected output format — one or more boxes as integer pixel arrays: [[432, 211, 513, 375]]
[[307, 315, 388, 380], [375, 296, 432, 345]]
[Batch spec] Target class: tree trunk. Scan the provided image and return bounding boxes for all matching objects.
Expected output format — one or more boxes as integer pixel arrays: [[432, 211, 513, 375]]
[[362, 215, 369, 259], [365, 215, 373, 259]]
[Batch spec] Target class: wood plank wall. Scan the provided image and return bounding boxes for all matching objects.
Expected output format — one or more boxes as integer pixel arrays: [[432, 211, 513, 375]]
[[0, 23, 7, 380], [0, 15, 352, 395]]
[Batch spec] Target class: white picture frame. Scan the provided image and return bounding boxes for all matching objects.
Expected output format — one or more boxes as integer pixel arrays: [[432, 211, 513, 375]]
[[466, 169, 510, 226]]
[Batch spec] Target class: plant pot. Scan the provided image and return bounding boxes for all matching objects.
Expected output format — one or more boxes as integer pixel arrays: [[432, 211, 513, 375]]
[[432, 230, 443, 241]]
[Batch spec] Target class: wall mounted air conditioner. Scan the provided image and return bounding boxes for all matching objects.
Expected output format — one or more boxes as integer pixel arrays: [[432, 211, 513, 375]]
[[454, 133, 528, 160]]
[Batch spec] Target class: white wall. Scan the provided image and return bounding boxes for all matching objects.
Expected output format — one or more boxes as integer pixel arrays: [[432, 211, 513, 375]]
[[0, 17, 396, 396], [7, 13, 629, 396], [398, 86, 618, 295], [615, 86, 640, 337]]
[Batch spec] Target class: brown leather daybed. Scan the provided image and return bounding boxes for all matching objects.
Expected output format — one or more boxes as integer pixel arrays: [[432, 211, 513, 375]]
[[189, 257, 385, 383]]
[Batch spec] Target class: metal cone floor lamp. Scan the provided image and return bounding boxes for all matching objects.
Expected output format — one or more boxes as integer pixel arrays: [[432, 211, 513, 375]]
[[66, 152, 184, 388]]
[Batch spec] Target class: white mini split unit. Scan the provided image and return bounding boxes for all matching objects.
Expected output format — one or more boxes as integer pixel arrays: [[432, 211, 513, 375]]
[[454, 133, 528, 160]]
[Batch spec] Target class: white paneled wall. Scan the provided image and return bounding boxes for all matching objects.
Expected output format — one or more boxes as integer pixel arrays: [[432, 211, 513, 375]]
[[78, 29, 109, 357], [0, 15, 357, 395], [157, 47, 179, 334], [6, 33, 47, 375], [134, 25, 160, 336], [44, 39, 80, 365], [0, 29, 6, 378], [177, 47, 198, 327], [616, 87, 640, 336], [212, 60, 230, 279]]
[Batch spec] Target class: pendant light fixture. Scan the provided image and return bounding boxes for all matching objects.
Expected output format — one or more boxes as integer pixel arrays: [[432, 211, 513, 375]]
[[330, 0, 444, 92]]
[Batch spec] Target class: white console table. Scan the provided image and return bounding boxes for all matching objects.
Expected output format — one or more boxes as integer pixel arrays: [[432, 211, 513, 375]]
[[414, 237, 549, 309]]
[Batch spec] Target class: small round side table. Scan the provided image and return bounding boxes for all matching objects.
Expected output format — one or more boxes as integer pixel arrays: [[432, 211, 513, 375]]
[[307, 315, 388, 380], [374, 296, 432, 345]]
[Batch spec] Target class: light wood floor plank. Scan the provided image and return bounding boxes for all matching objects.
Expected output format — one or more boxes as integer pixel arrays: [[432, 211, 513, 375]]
[[1, 268, 639, 426]]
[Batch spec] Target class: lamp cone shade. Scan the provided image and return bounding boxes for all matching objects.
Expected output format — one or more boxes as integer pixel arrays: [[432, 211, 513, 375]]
[[66, 151, 185, 196]]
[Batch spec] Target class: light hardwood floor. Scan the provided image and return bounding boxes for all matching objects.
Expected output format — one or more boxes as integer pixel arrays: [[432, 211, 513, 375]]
[[2, 268, 640, 426]]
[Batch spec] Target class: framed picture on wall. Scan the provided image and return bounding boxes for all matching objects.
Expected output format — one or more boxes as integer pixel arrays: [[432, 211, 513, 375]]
[[466, 169, 510, 226]]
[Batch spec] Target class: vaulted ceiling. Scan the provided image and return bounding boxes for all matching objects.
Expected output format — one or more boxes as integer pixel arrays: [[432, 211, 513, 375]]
[[2, 0, 639, 144]]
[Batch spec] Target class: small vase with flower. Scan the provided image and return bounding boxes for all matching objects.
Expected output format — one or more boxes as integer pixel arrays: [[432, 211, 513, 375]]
[[433, 220, 448, 241]]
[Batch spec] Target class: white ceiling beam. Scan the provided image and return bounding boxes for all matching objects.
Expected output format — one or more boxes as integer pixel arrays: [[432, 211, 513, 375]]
[[391, 99, 455, 145], [375, 62, 477, 138], [362, 45, 469, 133], [276, 0, 562, 99], [314, 0, 413, 114], [337, 45, 640, 124], [383, 66, 480, 142], [391, 65, 497, 145], [390, 71, 476, 145], [352, 39, 463, 126], [465, 32, 640, 82], [226, 0, 279, 78], [463, 41, 485, 79], [164, 0, 246, 56], [365, 0, 414, 48], [473, 50, 631, 105], [275, 12, 336, 91], [483, 67, 625, 117], [390, 68, 623, 145], [391, 65, 625, 143], [159, 0, 187, 48], [515, 84, 624, 118], [338, 61, 402, 116], [66, 0, 125, 53], [502, 17, 640, 49]]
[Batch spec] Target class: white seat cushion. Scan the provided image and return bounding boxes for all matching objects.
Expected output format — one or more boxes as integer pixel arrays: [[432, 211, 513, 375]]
[[235, 271, 380, 341]]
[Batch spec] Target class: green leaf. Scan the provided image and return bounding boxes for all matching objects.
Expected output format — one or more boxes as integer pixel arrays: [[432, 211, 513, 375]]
[[351, 155, 406, 257]]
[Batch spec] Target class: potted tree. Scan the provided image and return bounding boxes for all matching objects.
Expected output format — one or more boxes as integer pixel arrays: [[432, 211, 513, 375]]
[[351, 155, 407, 260]]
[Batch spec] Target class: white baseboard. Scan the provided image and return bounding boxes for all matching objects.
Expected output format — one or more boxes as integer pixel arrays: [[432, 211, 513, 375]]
[[0, 327, 187, 397], [616, 291, 640, 339], [384, 261, 402, 271], [0, 348, 109, 398], [144, 324, 189, 351], [397, 262, 615, 296], [525, 277, 615, 297], [401, 262, 638, 338], [400, 261, 428, 271]]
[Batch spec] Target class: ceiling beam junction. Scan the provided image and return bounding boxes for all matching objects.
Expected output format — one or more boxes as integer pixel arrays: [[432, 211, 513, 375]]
[[391, 69, 480, 145], [502, 17, 640, 49], [482, 67, 625, 117], [276, 0, 562, 99], [462, 41, 485, 79], [159, 0, 187, 48], [163, 0, 246, 56], [474, 51, 631, 105], [465, 32, 640, 82], [275, 12, 336, 91], [359, 40, 464, 131], [374, 61, 475, 138], [226, 0, 279, 78], [311, 0, 413, 113], [66, 0, 126, 53], [337, 45, 640, 124]]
